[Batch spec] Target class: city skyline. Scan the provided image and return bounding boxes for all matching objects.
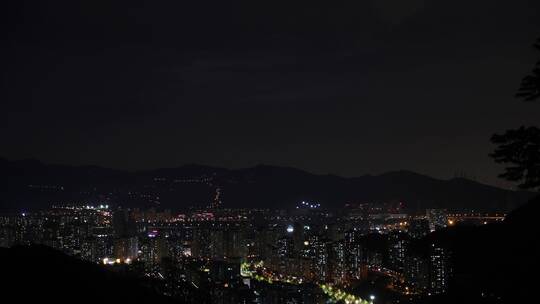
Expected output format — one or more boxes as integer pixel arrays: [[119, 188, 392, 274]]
[[0, 201, 491, 303]]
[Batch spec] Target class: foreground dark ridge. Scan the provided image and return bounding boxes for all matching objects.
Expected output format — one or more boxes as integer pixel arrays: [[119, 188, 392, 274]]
[[0, 245, 178, 303]]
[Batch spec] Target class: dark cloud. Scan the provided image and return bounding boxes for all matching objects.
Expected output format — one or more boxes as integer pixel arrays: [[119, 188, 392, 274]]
[[2, 0, 540, 186], [371, 0, 426, 24]]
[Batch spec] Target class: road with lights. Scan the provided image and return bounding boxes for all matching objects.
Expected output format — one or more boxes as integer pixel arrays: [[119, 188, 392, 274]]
[[241, 261, 374, 304]]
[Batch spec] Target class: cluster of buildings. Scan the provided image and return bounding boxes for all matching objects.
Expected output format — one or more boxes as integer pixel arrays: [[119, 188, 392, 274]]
[[0, 202, 504, 303]]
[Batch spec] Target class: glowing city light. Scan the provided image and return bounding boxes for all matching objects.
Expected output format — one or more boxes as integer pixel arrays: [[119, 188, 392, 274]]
[[286, 225, 294, 233]]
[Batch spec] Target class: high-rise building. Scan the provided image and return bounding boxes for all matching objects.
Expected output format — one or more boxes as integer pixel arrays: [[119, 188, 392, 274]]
[[408, 218, 430, 239], [90, 233, 113, 263], [429, 243, 452, 294], [192, 225, 212, 259], [311, 235, 329, 282], [404, 253, 429, 292], [328, 240, 346, 284], [113, 237, 138, 261], [344, 229, 363, 280], [426, 209, 448, 232], [276, 236, 294, 259], [112, 209, 137, 238], [112, 209, 138, 261], [211, 187, 223, 209], [223, 227, 247, 259], [388, 231, 409, 273]]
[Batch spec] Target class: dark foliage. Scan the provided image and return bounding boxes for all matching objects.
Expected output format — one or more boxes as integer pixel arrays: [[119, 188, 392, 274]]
[[491, 37, 540, 190], [412, 195, 540, 303], [490, 126, 540, 190], [516, 38, 540, 101]]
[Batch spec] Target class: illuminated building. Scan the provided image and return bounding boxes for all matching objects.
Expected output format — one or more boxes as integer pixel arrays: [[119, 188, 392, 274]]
[[344, 229, 363, 280], [426, 209, 448, 232], [276, 235, 294, 259], [112, 209, 138, 261], [211, 187, 223, 209], [311, 235, 329, 281], [429, 243, 452, 294], [404, 253, 429, 291], [192, 225, 212, 259], [388, 231, 409, 273], [329, 240, 346, 284], [408, 218, 430, 239], [89, 232, 113, 263], [113, 237, 138, 261]]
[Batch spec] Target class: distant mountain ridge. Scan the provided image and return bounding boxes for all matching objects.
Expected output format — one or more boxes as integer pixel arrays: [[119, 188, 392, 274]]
[[0, 158, 533, 212]]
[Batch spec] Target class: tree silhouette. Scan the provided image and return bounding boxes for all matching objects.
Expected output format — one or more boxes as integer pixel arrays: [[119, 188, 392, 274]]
[[516, 38, 540, 102], [490, 126, 540, 190], [491, 38, 540, 191]]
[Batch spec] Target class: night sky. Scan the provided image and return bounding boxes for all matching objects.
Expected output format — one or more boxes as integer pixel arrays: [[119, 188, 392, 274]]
[[2, 0, 540, 187]]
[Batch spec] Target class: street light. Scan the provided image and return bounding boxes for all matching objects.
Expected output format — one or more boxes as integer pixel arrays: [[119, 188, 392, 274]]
[[369, 295, 375, 304]]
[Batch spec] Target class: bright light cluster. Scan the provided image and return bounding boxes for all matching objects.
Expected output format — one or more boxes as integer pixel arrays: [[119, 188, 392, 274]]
[[242, 261, 369, 303], [319, 284, 370, 304], [296, 201, 321, 209]]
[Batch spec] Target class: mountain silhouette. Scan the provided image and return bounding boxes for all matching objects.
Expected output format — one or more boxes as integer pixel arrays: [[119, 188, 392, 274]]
[[0, 158, 533, 212]]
